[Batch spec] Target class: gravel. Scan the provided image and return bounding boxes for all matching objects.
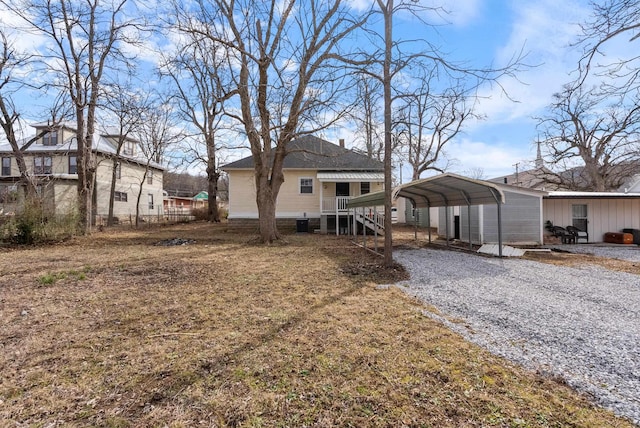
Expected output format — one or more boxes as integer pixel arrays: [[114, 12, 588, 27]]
[[393, 248, 640, 425]]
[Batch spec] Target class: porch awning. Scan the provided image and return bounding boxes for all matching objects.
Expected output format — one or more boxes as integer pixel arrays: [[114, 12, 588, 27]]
[[316, 172, 384, 182], [347, 173, 505, 208]]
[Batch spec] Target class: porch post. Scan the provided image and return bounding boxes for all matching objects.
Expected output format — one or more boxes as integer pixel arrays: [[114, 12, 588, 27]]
[[335, 196, 339, 236]]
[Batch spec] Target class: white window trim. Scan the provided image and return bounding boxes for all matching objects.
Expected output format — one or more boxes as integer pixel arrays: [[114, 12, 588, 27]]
[[299, 177, 314, 195]]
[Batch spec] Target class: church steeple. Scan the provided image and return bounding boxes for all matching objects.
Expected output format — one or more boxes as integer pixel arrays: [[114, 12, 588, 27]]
[[535, 140, 543, 169]]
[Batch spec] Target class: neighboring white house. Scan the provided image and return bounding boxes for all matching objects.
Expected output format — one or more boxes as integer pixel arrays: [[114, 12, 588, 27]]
[[222, 136, 385, 234], [0, 122, 164, 222]]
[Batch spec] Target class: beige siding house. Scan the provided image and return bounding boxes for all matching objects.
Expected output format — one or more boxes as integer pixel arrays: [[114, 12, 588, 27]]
[[0, 123, 164, 222], [222, 136, 384, 234]]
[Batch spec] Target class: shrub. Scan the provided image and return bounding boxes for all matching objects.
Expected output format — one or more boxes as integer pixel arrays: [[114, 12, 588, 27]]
[[191, 207, 208, 221], [0, 199, 80, 245]]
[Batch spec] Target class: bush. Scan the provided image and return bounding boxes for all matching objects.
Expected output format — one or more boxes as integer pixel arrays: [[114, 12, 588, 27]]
[[191, 207, 208, 221], [191, 206, 227, 222], [0, 200, 79, 245]]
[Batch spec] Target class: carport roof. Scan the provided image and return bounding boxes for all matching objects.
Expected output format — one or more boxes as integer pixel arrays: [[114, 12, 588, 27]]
[[347, 173, 506, 208]]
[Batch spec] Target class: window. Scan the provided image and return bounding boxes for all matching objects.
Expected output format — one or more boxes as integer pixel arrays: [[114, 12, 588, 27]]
[[299, 177, 313, 194], [114, 191, 128, 202], [147, 170, 153, 185], [1, 157, 10, 176], [360, 182, 370, 195], [123, 140, 135, 156], [115, 162, 121, 179], [42, 130, 58, 146], [68, 155, 77, 174], [34, 156, 52, 175], [148, 193, 154, 210]]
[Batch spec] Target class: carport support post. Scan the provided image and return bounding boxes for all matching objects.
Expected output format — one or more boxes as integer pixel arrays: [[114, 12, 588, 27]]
[[445, 206, 450, 248], [497, 201, 503, 257], [427, 204, 432, 243], [468, 204, 472, 251]]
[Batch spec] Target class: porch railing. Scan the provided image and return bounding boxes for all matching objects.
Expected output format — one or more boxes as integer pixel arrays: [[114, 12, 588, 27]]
[[322, 196, 352, 213]]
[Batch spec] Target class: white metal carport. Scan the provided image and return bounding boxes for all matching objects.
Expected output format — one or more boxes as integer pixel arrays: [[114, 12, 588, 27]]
[[347, 173, 507, 256]]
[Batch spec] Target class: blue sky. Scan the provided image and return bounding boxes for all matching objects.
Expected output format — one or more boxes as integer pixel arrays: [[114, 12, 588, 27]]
[[1, 0, 598, 179], [391, 0, 593, 179]]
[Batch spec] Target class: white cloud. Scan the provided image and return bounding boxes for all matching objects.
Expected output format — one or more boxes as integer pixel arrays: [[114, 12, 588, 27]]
[[471, 0, 591, 127], [447, 137, 533, 178]]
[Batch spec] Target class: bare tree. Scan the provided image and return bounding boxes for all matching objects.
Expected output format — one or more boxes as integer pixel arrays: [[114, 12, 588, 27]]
[[178, 0, 368, 242], [351, 73, 384, 161], [355, 0, 524, 266], [2, 0, 142, 233], [134, 100, 180, 227], [577, 0, 640, 95], [0, 31, 40, 198], [160, 28, 236, 222], [101, 82, 148, 226], [399, 75, 476, 181], [536, 83, 640, 191]]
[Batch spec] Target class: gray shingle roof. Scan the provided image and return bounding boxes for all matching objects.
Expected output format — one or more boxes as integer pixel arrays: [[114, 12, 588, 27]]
[[222, 135, 384, 171]]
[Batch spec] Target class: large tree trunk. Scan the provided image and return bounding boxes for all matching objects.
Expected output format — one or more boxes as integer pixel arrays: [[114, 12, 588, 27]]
[[107, 158, 118, 225], [381, 0, 394, 267], [254, 161, 284, 242], [206, 135, 220, 222]]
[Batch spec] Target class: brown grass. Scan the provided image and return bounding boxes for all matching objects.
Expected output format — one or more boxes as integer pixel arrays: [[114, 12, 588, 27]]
[[0, 223, 634, 427]]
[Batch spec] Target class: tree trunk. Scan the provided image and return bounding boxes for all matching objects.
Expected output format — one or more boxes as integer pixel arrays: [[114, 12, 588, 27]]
[[107, 158, 117, 225], [207, 171, 220, 222], [256, 188, 279, 242], [381, 0, 394, 267], [254, 163, 282, 242]]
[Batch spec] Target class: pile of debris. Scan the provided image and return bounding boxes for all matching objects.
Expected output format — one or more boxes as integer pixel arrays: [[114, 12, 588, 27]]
[[155, 238, 196, 246]]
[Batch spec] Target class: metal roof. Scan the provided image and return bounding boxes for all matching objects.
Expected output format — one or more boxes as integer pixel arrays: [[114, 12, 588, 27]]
[[546, 191, 640, 199], [316, 172, 384, 182], [347, 173, 506, 208]]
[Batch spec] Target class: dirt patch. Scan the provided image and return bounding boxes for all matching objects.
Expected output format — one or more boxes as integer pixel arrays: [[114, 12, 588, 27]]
[[524, 250, 640, 275]]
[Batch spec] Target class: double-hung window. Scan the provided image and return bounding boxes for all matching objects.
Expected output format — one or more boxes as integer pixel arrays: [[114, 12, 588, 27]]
[[1, 157, 10, 176], [42, 130, 58, 146], [299, 177, 313, 194], [68, 155, 77, 174], [34, 156, 52, 175]]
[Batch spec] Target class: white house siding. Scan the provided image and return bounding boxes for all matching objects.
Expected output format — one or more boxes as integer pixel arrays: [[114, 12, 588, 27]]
[[544, 198, 640, 242], [227, 170, 257, 218], [227, 169, 382, 220]]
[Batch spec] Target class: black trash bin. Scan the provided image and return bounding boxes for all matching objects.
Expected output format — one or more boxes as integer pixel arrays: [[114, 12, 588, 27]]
[[622, 228, 640, 244], [296, 218, 309, 233]]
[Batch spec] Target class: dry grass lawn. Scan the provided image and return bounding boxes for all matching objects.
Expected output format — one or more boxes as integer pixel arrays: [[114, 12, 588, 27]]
[[0, 223, 634, 427]]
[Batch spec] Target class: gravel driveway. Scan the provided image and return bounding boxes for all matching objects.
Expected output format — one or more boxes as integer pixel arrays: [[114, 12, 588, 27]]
[[393, 248, 640, 425]]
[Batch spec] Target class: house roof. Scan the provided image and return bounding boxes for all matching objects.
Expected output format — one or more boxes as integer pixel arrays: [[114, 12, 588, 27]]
[[347, 173, 507, 209], [222, 135, 384, 171], [545, 191, 640, 199]]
